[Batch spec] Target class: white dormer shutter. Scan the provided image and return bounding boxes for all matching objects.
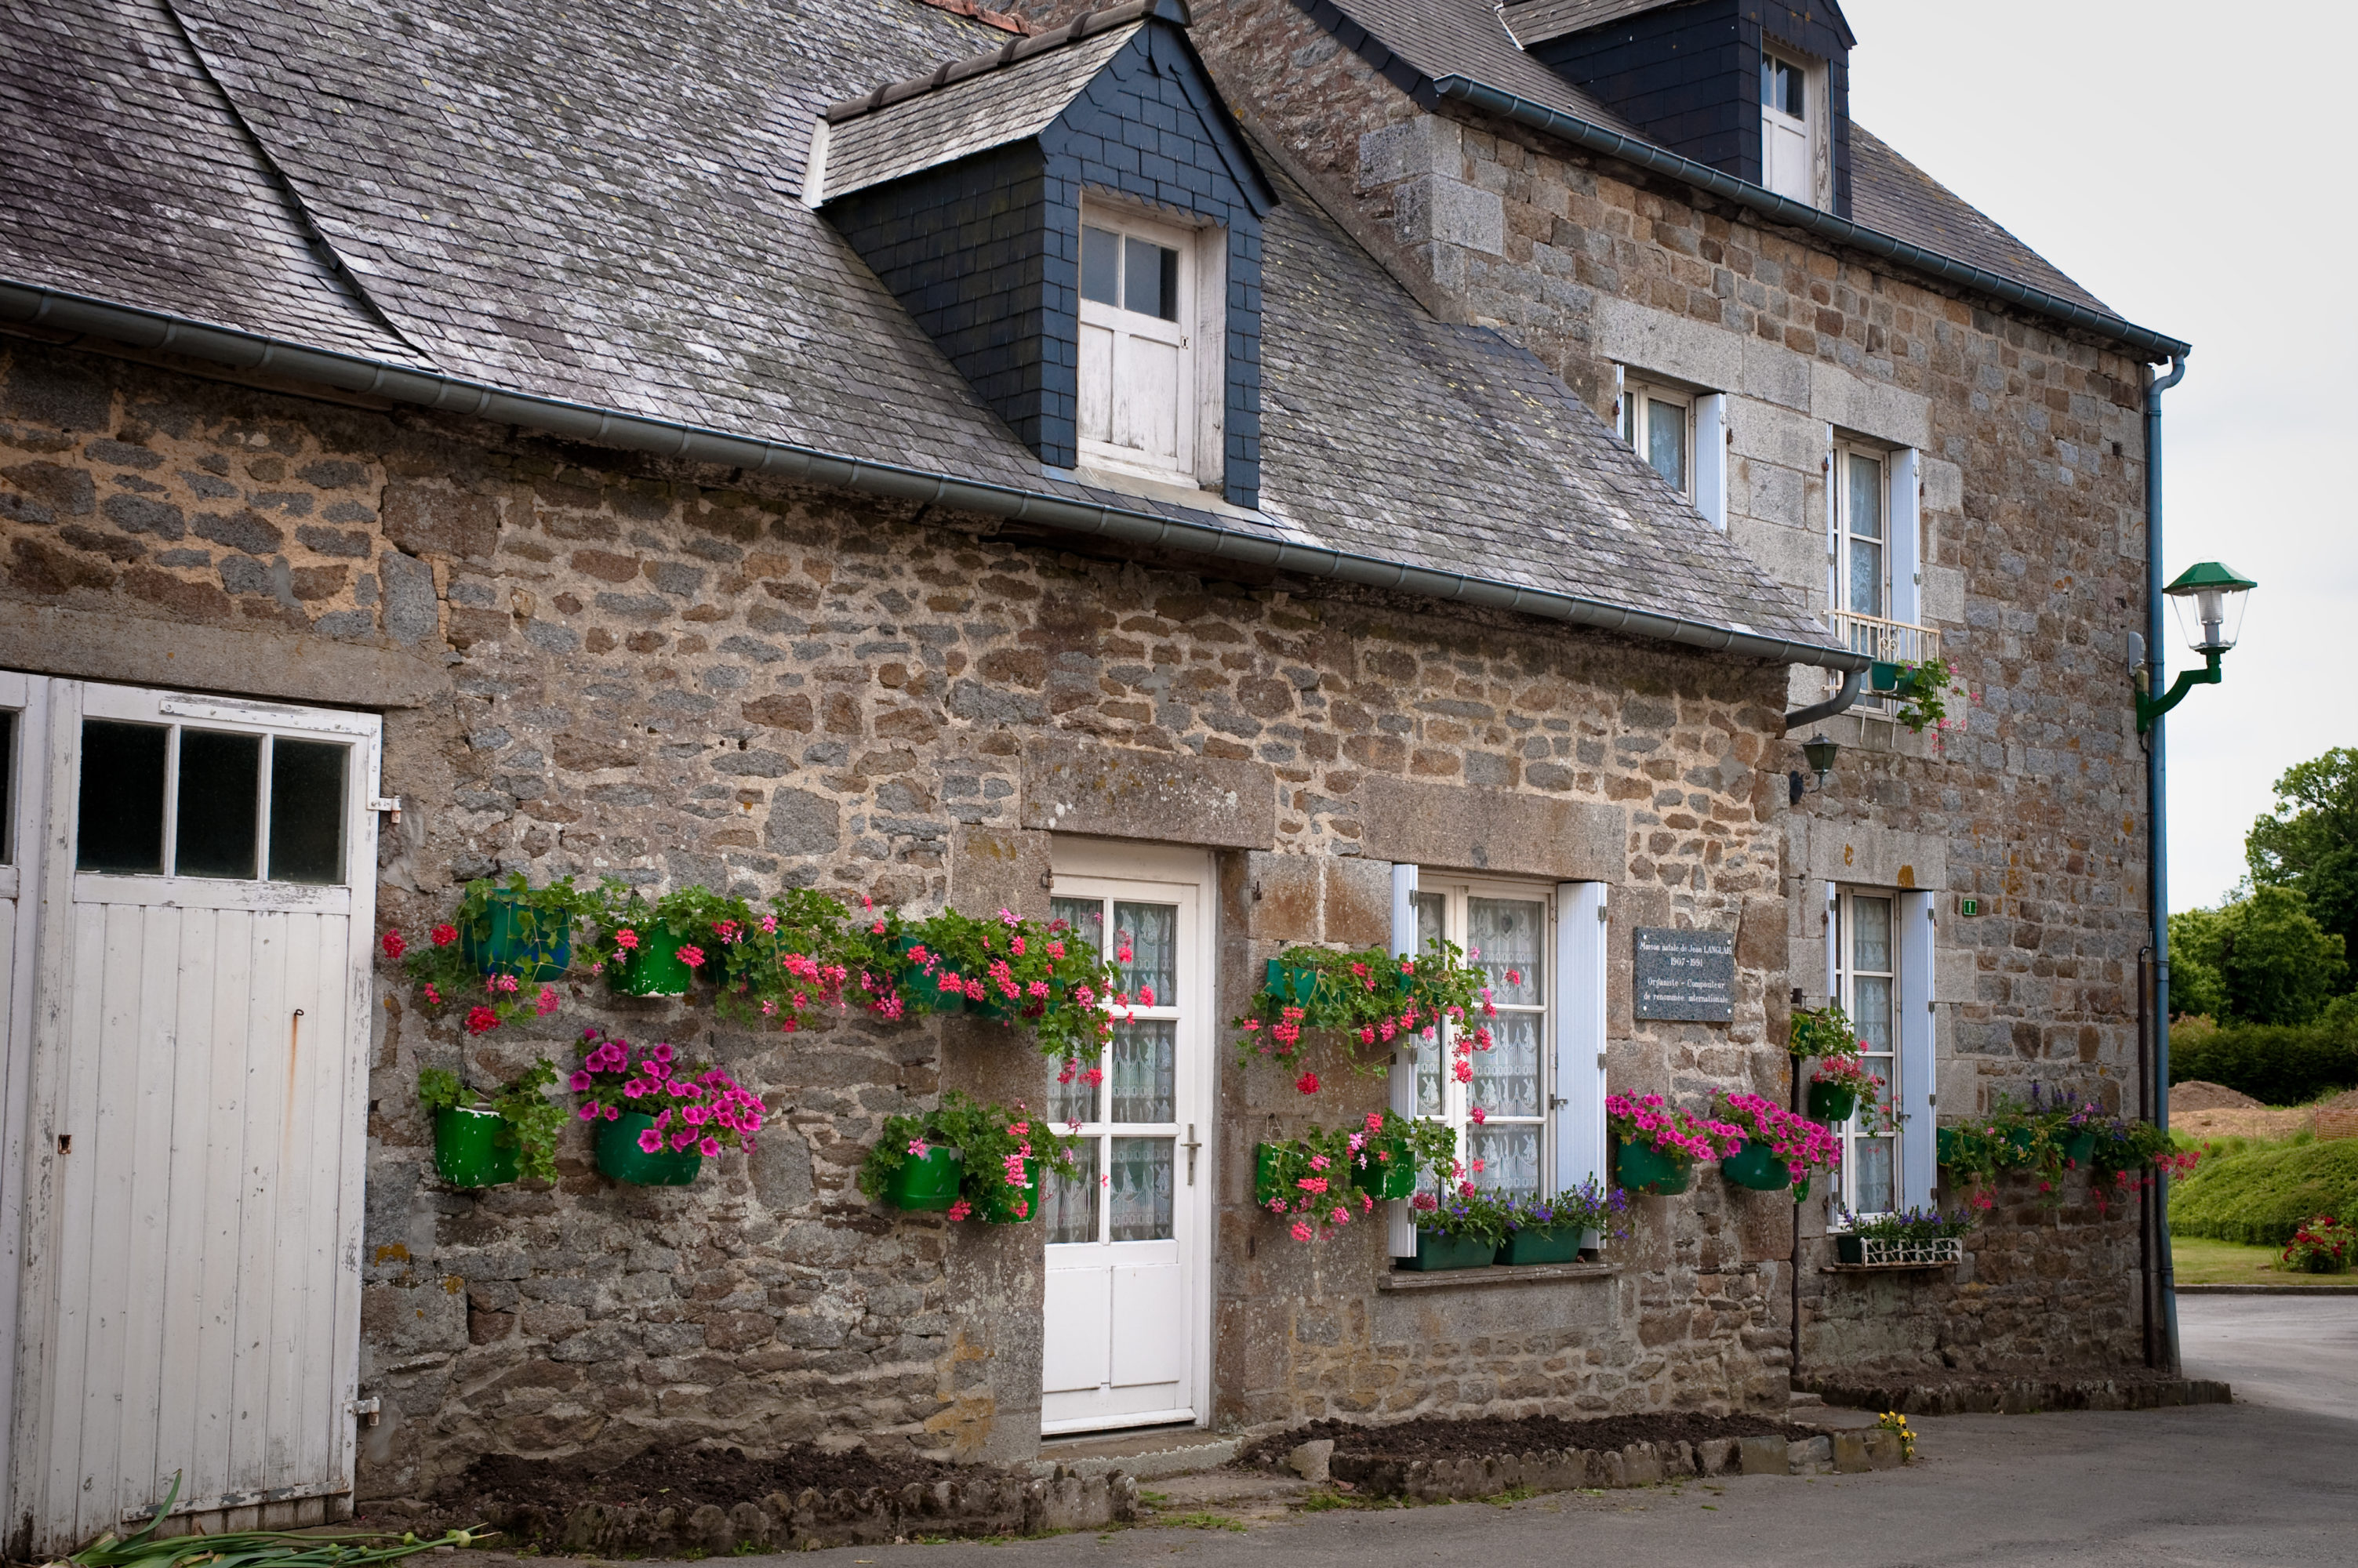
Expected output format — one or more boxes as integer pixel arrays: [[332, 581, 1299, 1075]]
[[1388, 863, 1420, 1258]]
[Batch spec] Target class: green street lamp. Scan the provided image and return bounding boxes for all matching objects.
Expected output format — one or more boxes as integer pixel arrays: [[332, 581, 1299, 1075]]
[[2135, 561, 2256, 733]]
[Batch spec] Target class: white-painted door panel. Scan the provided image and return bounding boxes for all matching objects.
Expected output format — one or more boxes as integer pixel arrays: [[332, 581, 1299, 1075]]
[[6, 677, 379, 1555]]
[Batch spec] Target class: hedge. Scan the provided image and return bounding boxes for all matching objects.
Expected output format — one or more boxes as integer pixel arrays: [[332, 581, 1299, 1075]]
[[2167, 1021, 2358, 1107], [2167, 1137, 2358, 1247]]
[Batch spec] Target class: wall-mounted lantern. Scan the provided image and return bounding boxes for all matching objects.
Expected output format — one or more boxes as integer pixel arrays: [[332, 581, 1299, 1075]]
[[2135, 561, 2257, 733], [1787, 732, 1840, 805]]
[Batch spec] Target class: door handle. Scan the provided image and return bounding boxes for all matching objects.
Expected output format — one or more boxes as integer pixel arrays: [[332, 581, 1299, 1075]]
[[1182, 1123, 1201, 1185]]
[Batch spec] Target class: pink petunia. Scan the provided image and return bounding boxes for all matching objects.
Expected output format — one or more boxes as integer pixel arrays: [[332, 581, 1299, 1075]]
[[637, 1127, 663, 1154]]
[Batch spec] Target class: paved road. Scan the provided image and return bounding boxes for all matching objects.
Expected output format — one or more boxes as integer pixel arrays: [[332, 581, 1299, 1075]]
[[2182, 1293, 2358, 1421]]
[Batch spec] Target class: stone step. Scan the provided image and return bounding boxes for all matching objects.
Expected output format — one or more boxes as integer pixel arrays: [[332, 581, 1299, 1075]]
[[1789, 1391, 1827, 1408]]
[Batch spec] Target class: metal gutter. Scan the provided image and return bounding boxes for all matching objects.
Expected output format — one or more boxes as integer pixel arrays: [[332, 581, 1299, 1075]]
[[0, 277, 1866, 673], [1426, 77, 2192, 365]]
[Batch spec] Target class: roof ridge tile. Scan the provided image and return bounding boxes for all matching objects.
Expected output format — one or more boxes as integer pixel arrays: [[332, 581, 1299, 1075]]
[[826, 0, 1175, 123]]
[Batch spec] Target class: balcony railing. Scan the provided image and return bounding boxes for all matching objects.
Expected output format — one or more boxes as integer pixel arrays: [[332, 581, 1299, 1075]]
[[1826, 610, 1941, 667]]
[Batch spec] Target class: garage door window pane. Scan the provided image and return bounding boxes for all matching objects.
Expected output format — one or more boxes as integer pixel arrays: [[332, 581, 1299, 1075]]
[[268, 739, 347, 884], [175, 729, 260, 880], [77, 720, 167, 873]]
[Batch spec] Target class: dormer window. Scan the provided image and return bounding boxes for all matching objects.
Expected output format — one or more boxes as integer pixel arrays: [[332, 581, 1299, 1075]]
[[1760, 51, 1815, 204], [1078, 208, 1223, 486]]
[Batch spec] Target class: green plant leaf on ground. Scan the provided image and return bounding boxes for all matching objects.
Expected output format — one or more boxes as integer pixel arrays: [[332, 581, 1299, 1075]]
[[2168, 1135, 2358, 1247], [1150, 1512, 1247, 1532]]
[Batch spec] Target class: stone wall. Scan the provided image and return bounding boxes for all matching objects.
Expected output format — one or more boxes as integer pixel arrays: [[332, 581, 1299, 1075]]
[[0, 336, 1824, 1494]]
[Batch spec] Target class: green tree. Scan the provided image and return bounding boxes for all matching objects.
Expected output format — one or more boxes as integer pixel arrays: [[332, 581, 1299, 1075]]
[[2247, 746, 2358, 998], [2170, 884, 2346, 1025]]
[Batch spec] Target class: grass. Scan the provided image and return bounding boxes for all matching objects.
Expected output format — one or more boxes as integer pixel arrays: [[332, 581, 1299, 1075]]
[[1147, 1513, 1247, 1533], [2169, 1131, 2358, 1246], [2170, 1232, 2358, 1286]]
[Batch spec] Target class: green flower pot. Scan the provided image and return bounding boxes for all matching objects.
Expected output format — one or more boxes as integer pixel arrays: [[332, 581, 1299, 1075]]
[[1401, 1231, 1498, 1271], [595, 1112, 703, 1185], [1869, 660, 1901, 692], [2062, 1131, 2097, 1167], [1263, 958, 1322, 1008], [1254, 1142, 1287, 1207], [1614, 1138, 1693, 1196], [899, 935, 965, 1014], [1721, 1140, 1794, 1192], [1808, 1081, 1859, 1123], [434, 1106, 518, 1188], [464, 889, 573, 982], [1936, 1127, 1962, 1167], [1351, 1137, 1418, 1200], [1497, 1224, 1584, 1265], [886, 1145, 964, 1210], [2004, 1126, 2038, 1161], [605, 922, 696, 996], [979, 1156, 1043, 1223]]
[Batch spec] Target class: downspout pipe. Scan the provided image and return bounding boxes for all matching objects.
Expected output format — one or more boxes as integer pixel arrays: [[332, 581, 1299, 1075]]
[[2145, 350, 2188, 1376], [1782, 666, 1863, 732], [1426, 77, 2192, 365], [0, 277, 1870, 677]]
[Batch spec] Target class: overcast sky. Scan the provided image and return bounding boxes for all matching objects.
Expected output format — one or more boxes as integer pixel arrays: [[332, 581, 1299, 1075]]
[[1840, 0, 2358, 912]]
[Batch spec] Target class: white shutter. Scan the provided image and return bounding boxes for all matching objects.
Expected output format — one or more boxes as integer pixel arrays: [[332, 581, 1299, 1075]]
[[1824, 881, 1840, 1004], [1554, 882, 1608, 1197], [1897, 890, 1936, 1210], [1887, 447, 1921, 628], [1824, 423, 1840, 611], [1695, 393, 1728, 531], [1387, 863, 1419, 1257]]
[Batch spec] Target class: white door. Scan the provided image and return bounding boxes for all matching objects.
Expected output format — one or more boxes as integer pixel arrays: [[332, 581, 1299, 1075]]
[[1039, 843, 1212, 1435], [5, 678, 380, 1555], [0, 673, 52, 1542], [1077, 211, 1196, 479], [1760, 53, 1811, 203]]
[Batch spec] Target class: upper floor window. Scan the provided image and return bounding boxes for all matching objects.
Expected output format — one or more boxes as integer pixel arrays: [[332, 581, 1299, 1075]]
[[1077, 205, 1223, 488], [1835, 444, 1884, 619], [1760, 50, 1815, 205], [1619, 379, 1691, 497]]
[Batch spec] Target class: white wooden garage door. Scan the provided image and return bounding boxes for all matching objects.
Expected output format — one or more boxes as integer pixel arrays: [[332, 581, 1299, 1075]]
[[0, 677, 380, 1556]]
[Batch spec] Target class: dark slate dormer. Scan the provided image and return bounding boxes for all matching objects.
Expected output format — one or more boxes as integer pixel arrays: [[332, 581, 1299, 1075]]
[[810, 0, 1273, 508], [1503, 0, 1855, 218]]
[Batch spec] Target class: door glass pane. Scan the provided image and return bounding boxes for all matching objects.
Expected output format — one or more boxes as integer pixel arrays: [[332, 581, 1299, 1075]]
[[1853, 977, 1893, 1052], [1081, 225, 1119, 306], [1855, 1137, 1895, 1213], [175, 728, 261, 879], [1471, 1123, 1542, 1199], [77, 719, 168, 873], [1474, 1011, 1542, 1116], [1113, 901, 1175, 1005], [1646, 398, 1686, 492], [1108, 1137, 1174, 1241], [267, 737, 346, 884], [1469, 898, 1543, 1004], [1110, 1020, 1175, 1123], [1124, 236, 1178, 321], [0, 708, 14, 862], [1045, 1140, 1101, 1245], [1782, 60, 1804, 118]]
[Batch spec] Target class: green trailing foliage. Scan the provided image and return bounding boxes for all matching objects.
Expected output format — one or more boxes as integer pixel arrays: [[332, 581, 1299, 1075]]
[[856, 1089, 1084, 1221], [1786, 1001, 1858, 1060], [2168, 1134, 2358, 1248], [1230, 938, 1491, 1076], [417, 1058, 565, 1183], [2167, 1017, 2358, 1106], [66, 1472, 482, 1568]]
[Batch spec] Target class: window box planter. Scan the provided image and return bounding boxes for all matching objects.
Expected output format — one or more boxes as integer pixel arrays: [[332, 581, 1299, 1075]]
[[1613, 1138, 1693, 1196], [2062, 1131, 2097, 1167], [464, 887, 575, 982], [885, 1145, 965, 1210], [1836, 1234, 1964, 1268], [605, 923, 697, 996], [1807, 1081, 1858, 1123], [1496, 1225, 1592, 1265], [977, 1156, 1042, 1223], [1720, 1140, 1794, 1192], [595, 1112, 703, 1186], [1350, 1137, 1418, 1200], [1400, 1231, 1498, 1272], [433, 1106, 518, 1188], [1263, 957, 1322, 1007]]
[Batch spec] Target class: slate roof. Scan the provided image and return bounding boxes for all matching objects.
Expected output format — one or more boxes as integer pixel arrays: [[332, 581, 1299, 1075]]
[[1499, 0, 1680, 49], [819, 16, 1144, 198], [1329, 0, 2114, 316], [0, 0, 1837, 654]]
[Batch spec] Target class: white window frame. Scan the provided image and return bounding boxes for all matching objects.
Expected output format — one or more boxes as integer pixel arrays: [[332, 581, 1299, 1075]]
[[1832, 886, 1900, 1218], [1833, 440, 1889, 622], [1406, 877, 1556, 1200], [1617, 374, 1695, 499], [1075, 198, 1226, 493], [1760, 46, 1828, 209]]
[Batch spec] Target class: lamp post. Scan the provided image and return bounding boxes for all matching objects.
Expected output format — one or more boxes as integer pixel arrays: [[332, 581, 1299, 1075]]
[[2135, 561, 2256, 732]]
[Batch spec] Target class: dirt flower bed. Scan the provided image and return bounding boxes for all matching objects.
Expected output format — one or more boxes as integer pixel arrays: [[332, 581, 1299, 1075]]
[[405, 1444, 1134, 1552], [1239, 1410, 1813, 1469]]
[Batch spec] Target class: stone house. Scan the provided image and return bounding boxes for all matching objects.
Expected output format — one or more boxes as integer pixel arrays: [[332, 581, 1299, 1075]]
[[0, 0, 2185, 1552]]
